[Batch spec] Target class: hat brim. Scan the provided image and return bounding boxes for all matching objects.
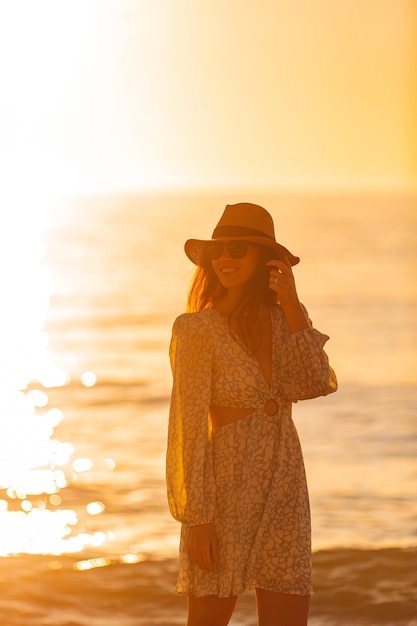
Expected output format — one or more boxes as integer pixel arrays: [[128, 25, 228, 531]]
[[184, 236, 300, 267]]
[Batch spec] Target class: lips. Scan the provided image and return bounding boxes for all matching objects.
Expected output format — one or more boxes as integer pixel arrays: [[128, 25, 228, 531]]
[[217, 262, 240, 273], [220, 267, 239, 274]]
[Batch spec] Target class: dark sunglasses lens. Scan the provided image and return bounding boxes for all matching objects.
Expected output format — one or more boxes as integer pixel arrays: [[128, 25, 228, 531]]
[[206, 241, 249, 260], [206, 242, 224, 259], [228, 242, 248, 258]]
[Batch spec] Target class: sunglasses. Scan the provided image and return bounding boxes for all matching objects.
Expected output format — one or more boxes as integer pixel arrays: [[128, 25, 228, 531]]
[[205, 241, 249, 260]]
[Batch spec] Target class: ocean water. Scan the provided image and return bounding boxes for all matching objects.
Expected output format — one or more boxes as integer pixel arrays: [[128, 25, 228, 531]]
[[1, 191, 416, 625]]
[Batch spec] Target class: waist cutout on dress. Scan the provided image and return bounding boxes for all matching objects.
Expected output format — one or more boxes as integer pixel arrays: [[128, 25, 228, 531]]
[[210, 397, 282, 430]]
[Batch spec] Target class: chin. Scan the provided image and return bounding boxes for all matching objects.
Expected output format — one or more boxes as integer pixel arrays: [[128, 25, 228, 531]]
[[220, 278, 247, 290]]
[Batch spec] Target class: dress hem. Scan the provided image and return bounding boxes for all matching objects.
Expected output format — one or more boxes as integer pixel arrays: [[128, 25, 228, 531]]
[[176, 582, 313, 598]]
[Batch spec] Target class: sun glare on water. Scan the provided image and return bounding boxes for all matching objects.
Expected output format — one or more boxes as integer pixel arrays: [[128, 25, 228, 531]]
[[0, 190, 104, 556]]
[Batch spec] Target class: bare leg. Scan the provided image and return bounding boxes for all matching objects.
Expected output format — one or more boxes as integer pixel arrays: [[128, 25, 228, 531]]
[[186, 594, 238, 626], [255, 589, 310, 626]]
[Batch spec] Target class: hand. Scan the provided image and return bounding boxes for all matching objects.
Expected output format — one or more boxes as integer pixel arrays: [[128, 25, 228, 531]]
[[266, 256, 298, 304], [186, 523, 218, 572], [266, 257, 309, 333]]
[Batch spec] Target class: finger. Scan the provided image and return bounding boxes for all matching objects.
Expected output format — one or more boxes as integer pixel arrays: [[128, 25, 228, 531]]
[[211, 534, 219, 564], [201, 548, 215, 572], [269, 276, 281, 290], [270, 269, 284, 280], [189, 542, 213, 572], [197, 537, 218, 572], [266, 260, 290, 276], [266, 258, 286, 269], [269, 271, 288, 284], [267, 256, 292, 271], [191, 551, 205, 570], [186, 543, 203, 568]]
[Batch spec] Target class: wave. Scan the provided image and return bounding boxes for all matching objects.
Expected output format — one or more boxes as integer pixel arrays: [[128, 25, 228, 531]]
[[28, 378, 171, 408], [310, 547, 417, 625], [0, 547, 415, 625]]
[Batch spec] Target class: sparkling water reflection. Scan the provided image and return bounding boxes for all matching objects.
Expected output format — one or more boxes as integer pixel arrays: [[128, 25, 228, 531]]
[[0, 196, 105, 556]]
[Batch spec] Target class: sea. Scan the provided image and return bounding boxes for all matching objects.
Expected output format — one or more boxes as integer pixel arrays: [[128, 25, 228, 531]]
[[0, 190, 416, 625]]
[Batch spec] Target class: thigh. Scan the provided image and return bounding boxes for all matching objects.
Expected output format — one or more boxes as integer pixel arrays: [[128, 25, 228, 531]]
[[255, 589, 310, 626], [187, 594, 238, 626]]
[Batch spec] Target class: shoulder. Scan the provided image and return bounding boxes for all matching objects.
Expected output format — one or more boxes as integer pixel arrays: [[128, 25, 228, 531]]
[[172, 309, 215, 340], [173, 309, 214, 329]]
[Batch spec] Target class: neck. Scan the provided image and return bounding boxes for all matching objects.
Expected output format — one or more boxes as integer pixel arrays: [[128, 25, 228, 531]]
[[215, 289, 270, 320], [215, 287, 245, 315]]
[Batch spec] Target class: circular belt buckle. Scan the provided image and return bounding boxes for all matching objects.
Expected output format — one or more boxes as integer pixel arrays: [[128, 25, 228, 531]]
[[264, 398, 279, 416]]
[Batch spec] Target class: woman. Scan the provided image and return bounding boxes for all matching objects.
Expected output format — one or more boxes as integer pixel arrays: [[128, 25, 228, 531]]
[[167, 203, 337, 626]]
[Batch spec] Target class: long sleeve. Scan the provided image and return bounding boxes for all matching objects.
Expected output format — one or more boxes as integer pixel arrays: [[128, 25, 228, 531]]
[[166, 313, 216, 526], [279, 305, 338, 402]]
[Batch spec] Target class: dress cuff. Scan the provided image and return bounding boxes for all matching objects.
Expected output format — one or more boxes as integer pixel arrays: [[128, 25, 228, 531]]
[[289, 326, 330, 350]]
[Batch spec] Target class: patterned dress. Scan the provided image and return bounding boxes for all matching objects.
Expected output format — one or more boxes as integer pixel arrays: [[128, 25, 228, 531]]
[[166, 306, 337, 598]]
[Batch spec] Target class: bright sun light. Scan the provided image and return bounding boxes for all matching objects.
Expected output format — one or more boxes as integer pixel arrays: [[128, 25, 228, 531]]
[[0, 2, 101, 198]]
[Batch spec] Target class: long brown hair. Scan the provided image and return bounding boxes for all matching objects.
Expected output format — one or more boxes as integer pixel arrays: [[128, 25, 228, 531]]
[[187, 244, 279, 352]]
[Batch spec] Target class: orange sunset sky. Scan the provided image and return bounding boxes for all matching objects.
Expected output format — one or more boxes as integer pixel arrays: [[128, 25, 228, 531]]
[[0, 0, 416, 197]]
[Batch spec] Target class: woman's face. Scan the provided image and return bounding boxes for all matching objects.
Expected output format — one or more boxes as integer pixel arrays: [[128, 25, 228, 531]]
[[210, 241, 261, 291]]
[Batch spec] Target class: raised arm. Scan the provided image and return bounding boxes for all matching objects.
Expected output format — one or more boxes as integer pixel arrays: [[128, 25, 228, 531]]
[[267, 258, 337, 402]]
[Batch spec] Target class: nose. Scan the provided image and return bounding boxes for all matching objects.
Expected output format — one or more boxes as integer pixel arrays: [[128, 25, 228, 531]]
[[219, 243, 232, 259]]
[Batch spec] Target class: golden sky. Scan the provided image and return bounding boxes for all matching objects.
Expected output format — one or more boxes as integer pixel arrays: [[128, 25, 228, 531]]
[[0, 0, 416, 195]]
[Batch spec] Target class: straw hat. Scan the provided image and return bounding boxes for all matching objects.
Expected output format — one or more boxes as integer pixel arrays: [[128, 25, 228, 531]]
[[184, 202, 300, 266]]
